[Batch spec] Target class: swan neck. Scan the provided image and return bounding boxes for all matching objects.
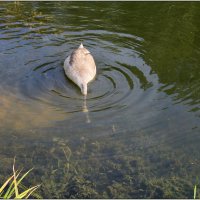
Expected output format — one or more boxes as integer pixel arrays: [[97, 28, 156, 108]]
[[81, 83, 87, 96]]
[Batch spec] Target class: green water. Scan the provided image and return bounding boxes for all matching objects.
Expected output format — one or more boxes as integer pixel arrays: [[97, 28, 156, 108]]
[[0, 2, 200, 198]]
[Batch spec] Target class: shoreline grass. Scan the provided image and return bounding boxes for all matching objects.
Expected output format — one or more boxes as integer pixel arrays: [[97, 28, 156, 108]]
[[0, 158, 41, 199]]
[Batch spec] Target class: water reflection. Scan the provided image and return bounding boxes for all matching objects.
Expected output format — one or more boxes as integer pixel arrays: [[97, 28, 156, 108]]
[[140, 2, 200, 111], [83, 97, 91, 123]]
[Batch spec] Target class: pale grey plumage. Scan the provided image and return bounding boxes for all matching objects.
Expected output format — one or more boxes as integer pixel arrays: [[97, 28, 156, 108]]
[[64, 43, 96, 95]]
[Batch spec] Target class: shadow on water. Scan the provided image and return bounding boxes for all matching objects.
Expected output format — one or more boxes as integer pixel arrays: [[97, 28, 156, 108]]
[[0, 1, 200, 198]]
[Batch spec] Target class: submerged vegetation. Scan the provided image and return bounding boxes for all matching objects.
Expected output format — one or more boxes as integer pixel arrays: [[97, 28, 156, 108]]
[[1, 133, 197, 199]]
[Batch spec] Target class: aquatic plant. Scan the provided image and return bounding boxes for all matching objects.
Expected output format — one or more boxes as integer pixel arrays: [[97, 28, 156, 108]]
[[0, 135, 196, 199], [0, 159, 40, 199]]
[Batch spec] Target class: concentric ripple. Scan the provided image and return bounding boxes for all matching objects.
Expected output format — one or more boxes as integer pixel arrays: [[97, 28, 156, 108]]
[[17, 30, 154, 117]]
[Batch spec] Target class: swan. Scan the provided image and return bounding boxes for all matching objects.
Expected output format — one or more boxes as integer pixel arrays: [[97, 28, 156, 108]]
[[64, 43, 96, 95]]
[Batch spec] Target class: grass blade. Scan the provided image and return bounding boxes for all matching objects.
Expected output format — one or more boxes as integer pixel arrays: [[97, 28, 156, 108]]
[[3, 170, 21, 199], [19, 184, 42, 199], [25, 185, 40, 199], [0, 175, 14, 194], [16, 185, 40, 199], [1, 158, 40, 199], [6, 168, 33, 199], [13, 160, 19, 197], [194, 185, 197, 199]]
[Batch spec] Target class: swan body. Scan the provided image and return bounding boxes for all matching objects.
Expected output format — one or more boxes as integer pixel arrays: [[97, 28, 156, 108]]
[[64, 43, 96, 95]]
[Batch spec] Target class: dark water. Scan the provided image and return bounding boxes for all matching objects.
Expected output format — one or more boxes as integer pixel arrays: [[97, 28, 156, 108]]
[[0, 2, 200, 198]]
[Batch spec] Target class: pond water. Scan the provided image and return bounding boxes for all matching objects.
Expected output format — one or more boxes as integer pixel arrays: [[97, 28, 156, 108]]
[[0, 2, 200, 198]]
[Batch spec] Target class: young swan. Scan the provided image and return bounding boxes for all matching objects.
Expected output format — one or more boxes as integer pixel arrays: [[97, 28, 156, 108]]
[[64, 43, 96, 96]]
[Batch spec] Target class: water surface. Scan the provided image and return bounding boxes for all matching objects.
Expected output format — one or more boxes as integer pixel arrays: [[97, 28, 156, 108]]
[[0, 2, 200, 198]]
